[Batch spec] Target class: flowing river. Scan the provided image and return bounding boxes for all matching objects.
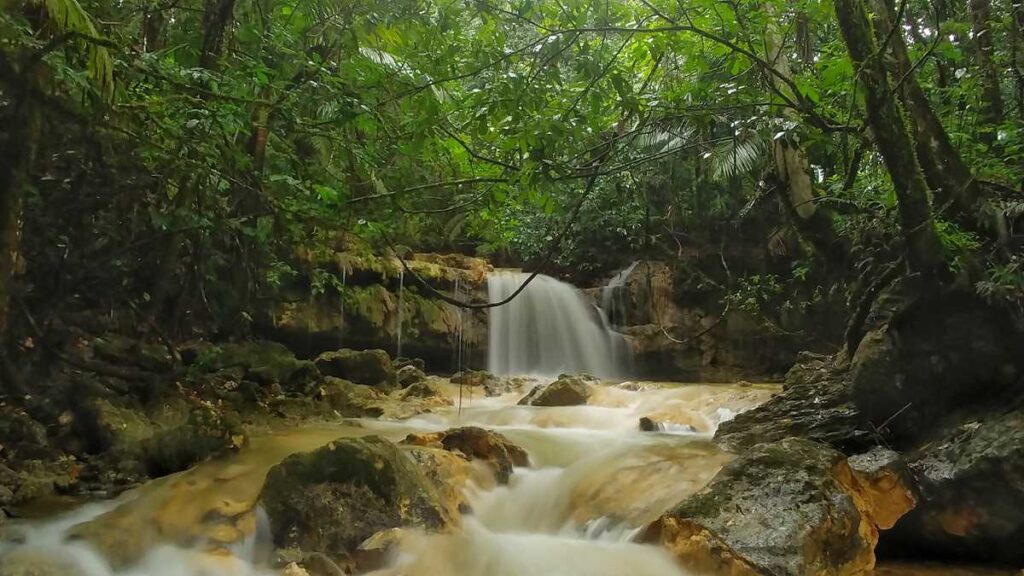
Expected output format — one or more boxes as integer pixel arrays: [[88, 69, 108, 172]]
[[0, 379, 777, 576]]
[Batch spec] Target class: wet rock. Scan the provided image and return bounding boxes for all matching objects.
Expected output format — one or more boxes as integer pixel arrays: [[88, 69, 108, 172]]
[[849, 291, 1023, 446], [402, 447, 477, 520], [882, 408, 1024, 564], [259, 436, 448, 560], [197, 341, 320, 392], [0, 550, 85, 576], [638, 416, 695, 433], [318, 378, 431, 419], [393, 357, 426, 372], [0, 408, 49, 459], [137, 406, 243, 477], [75, 397, 155, 454], [353, 528, 403, 573], [398, 380, 452, 406], [314, 349, 397, 390], [518, 375, 593, 407], [450, 370, 524, 397], [715, 353, 873, 453], [318, 378, 387, 418], [644, 437, 910, 576], [403, 427, 529, 484], [847, 448, 916, 531], [396, 365, 427, 388]]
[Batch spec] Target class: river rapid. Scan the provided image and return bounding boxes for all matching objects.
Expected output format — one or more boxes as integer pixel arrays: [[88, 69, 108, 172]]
[[0, 379, 1009, 576]]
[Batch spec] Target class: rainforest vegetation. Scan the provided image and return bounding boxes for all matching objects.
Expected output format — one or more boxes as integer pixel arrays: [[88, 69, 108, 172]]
[[2, 0, 1023, 360], [4, 0, 1024, 573]]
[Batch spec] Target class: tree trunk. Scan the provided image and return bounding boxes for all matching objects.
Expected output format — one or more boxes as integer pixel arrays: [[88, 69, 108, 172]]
[[199, 0, 237, 69], [969, 0, 1004, 146], [764, 8, 848, 265], [870, 0, 987, 231], [1009, 0, 1024, 116], [0, 64, 43, 337], [834, 0, 947, 279]]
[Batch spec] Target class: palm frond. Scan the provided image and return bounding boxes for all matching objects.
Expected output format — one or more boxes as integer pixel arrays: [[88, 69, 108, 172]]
[[709, 136, 768, 181], [43, 0, 114, 100], [358, 47, 448, 101]]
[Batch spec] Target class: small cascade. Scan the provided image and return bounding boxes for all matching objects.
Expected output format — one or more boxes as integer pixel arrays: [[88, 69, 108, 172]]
[[487, 271, 629, 378], [396, 268, 405, 359], [601, 261, 638, 328]]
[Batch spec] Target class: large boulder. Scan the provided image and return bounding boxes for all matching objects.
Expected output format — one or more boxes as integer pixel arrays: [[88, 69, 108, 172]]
[[849, 291, 1022, 446], [396, 365, 427, 388], [643, 438, 914, 576], [881, 407, 1024, 564], [715, 353, 873, 453], [315, 349, 397, 390], [518, 374, 593, 407], [259, 436, 449, 561], [403, 427, 529, 484]]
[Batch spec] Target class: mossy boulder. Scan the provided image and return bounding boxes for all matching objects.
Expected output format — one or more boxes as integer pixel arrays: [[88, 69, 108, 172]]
[[396, 365, 427, 388], [0, 408, 49, 459], [194, 340, 319, 392], [137, 406, 243, 477], [398, 380, 451, 405], [259, 436, 449, 561], [518, 374, 593, 407], [317, 378, 388, 418], [315, 349, 396, 390], [644, 438, 913, 576]]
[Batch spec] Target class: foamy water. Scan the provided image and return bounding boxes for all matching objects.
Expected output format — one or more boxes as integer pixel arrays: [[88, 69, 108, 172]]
[[0, 380, 776, 576]]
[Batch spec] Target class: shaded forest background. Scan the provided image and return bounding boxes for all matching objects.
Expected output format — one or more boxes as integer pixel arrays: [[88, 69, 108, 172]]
[[1, 0, 1023, 384]]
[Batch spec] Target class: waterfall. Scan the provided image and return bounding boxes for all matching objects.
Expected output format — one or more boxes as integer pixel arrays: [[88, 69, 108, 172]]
[[600, 261, 638, 328], [487, 272, 628, 378]]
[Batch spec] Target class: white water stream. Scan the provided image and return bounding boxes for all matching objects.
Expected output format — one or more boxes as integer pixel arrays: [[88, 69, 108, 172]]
[[0, 380, 776, 576]]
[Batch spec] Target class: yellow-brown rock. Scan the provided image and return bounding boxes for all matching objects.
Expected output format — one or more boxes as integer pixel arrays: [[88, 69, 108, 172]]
[[644, 438, 916, 576]]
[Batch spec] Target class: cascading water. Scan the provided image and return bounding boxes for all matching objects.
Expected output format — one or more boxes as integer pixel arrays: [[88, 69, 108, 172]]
[[601, 261, 638, 328], [338, 268, 347, 349], [487, 272, 629, 378]]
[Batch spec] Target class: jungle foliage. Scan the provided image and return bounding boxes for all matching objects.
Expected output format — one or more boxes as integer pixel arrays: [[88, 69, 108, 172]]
[[1, 0, 1022, 348]]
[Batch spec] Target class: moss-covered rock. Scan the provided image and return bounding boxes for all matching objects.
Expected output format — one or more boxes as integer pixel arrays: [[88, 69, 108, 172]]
[[259, 436, 449, 561], [643, 438, 911, 576], [317, 378, 388, 418], [398, 380, 451, 406], [518, 374, 593, 406], [315, 349, 396, 390], [193, 340, 319, 392], [396, 365, 427, 388]]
